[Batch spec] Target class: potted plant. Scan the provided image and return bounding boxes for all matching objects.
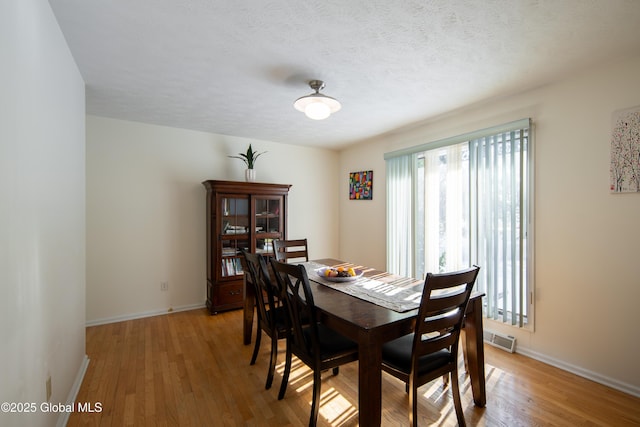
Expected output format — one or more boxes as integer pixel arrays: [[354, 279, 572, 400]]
[[228, 144, 266, 182]]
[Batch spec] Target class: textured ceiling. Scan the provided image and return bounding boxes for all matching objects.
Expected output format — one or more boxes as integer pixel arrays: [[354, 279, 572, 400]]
[[49, 0, 640, 149]]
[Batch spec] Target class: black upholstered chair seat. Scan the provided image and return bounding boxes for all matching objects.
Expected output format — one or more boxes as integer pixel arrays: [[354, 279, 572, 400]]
[[382, 334, 451, 376], [303, 323, 358, 359]]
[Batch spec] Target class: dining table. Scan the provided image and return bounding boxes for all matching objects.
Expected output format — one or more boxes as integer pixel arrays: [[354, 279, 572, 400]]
[[242, 258, 486, 427]]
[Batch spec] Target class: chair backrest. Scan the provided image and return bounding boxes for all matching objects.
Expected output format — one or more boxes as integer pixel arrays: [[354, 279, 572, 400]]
[[273, 238, 309, 263], [242, 251, 279, 327], [270, 259, 319, 360], [412, 266, 480, 366]]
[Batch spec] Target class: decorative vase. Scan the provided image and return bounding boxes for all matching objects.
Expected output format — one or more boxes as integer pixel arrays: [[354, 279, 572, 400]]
[[245, 168, 256, 182]]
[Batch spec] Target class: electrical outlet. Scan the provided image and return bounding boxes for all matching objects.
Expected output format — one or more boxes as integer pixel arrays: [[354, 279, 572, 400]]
[[160, 281, 169, 291], [46, 376, 52, 402]]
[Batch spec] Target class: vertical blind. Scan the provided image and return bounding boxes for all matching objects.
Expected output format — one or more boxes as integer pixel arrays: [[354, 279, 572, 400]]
[[386, 119, 531, 327], [470, 128, 529, 326], [385, 155, 414, 277]]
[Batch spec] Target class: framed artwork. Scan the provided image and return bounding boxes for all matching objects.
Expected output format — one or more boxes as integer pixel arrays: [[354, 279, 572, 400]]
[[349, 170, 373, 200], [610, 105, 640, 193]]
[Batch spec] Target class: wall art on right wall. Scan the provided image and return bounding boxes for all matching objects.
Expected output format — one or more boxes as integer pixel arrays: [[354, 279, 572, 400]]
[[610, 105, 640, 193]]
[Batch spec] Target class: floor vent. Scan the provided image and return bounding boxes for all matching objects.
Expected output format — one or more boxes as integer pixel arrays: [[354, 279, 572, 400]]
[[483, 330, 516, 353]]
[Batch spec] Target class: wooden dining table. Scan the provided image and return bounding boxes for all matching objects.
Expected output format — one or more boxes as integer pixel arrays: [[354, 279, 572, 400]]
[[242, 258, 486, 427]]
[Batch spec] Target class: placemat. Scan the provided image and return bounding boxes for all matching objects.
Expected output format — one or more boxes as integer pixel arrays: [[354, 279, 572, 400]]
[[300, 261, 422, 313]]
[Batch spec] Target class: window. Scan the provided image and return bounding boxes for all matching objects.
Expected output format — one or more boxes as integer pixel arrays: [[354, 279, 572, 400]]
[[416, 142, 470, 278], [385, 119, 532, 327]]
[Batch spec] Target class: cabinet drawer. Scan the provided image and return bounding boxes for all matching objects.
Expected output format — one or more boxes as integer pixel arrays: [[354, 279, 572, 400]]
[[214, 281, 243, 308]]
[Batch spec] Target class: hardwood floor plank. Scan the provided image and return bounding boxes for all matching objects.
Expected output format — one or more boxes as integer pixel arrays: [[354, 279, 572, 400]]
[[68, 309, 640, 426]]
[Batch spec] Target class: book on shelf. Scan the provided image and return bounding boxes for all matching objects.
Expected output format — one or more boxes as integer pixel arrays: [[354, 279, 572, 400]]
[[222, 247, 237, 256], [221, 257, 243, 277]]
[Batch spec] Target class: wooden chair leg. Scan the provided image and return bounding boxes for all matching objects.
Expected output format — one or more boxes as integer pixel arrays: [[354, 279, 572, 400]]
[[460, 333, 468, 373], [309, 368, 322, 427], [265, 333, 278, 389], [451, 369, 466, 427], [332, 367, 339, 376], [442, 374, 449, 386], [250, 321, 261, 365], [409, 381, 418, 427], [278, 339, 292, 400]]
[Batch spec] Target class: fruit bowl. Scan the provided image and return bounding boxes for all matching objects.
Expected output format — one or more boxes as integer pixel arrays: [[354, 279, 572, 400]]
[[316, 267, 363, 282]]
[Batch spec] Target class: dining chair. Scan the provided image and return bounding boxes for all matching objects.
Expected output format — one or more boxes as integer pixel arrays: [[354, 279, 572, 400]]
[[241, 250, 287, 390], [381, 266, 480, 427], [270, 259, 359, 427], [273, 238, 309, 263]]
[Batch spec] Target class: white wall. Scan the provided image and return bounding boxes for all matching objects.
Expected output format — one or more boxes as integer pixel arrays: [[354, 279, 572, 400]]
[[0, 1, 86, 426], [86, 116, 339, 323], [337, 139, 388, 270], [339, 55, 640, 395]]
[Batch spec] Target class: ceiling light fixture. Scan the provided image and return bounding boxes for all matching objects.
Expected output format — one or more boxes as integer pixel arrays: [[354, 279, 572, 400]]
[[293, 80, 341, 120]]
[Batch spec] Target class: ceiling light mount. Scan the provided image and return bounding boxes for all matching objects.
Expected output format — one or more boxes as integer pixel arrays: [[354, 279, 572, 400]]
[[308, 79, 325, 92], [294, 80, 341, 120]]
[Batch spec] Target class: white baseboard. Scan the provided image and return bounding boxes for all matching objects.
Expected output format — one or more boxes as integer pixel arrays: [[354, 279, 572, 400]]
[[57, 354, 90, 427], [85, 302, 206, 327], [516, 347, 640, 398]]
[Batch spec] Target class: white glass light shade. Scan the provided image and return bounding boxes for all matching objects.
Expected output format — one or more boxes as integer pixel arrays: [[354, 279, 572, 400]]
[[293, 93, 341, 120], [304, 102, 330, 120]]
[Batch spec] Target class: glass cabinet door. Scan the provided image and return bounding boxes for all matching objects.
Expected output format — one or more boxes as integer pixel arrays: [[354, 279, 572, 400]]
[[254, 197, 283, 256], [219, 196, 249, 278]]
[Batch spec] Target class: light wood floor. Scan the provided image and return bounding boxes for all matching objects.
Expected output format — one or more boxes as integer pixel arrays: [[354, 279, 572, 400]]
[[67, 308, 640, 426]]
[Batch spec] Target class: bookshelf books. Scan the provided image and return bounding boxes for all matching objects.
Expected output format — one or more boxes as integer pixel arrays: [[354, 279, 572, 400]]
[[221, 257, 243, 277]]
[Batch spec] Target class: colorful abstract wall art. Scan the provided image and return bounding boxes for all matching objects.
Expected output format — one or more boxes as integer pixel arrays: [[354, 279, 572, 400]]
[[610, 106, 640, 193], [349, 170, 373, 200]]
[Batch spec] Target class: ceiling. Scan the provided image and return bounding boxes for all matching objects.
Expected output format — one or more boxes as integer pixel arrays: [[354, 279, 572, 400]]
[[48, 0, 640, 149]]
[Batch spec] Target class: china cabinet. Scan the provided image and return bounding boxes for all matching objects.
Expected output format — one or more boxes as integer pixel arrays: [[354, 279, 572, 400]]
[[202, 180, 291, 314]]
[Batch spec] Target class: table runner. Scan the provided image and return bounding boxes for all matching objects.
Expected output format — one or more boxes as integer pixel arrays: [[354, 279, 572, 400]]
[[300, 261, 423, 313]]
